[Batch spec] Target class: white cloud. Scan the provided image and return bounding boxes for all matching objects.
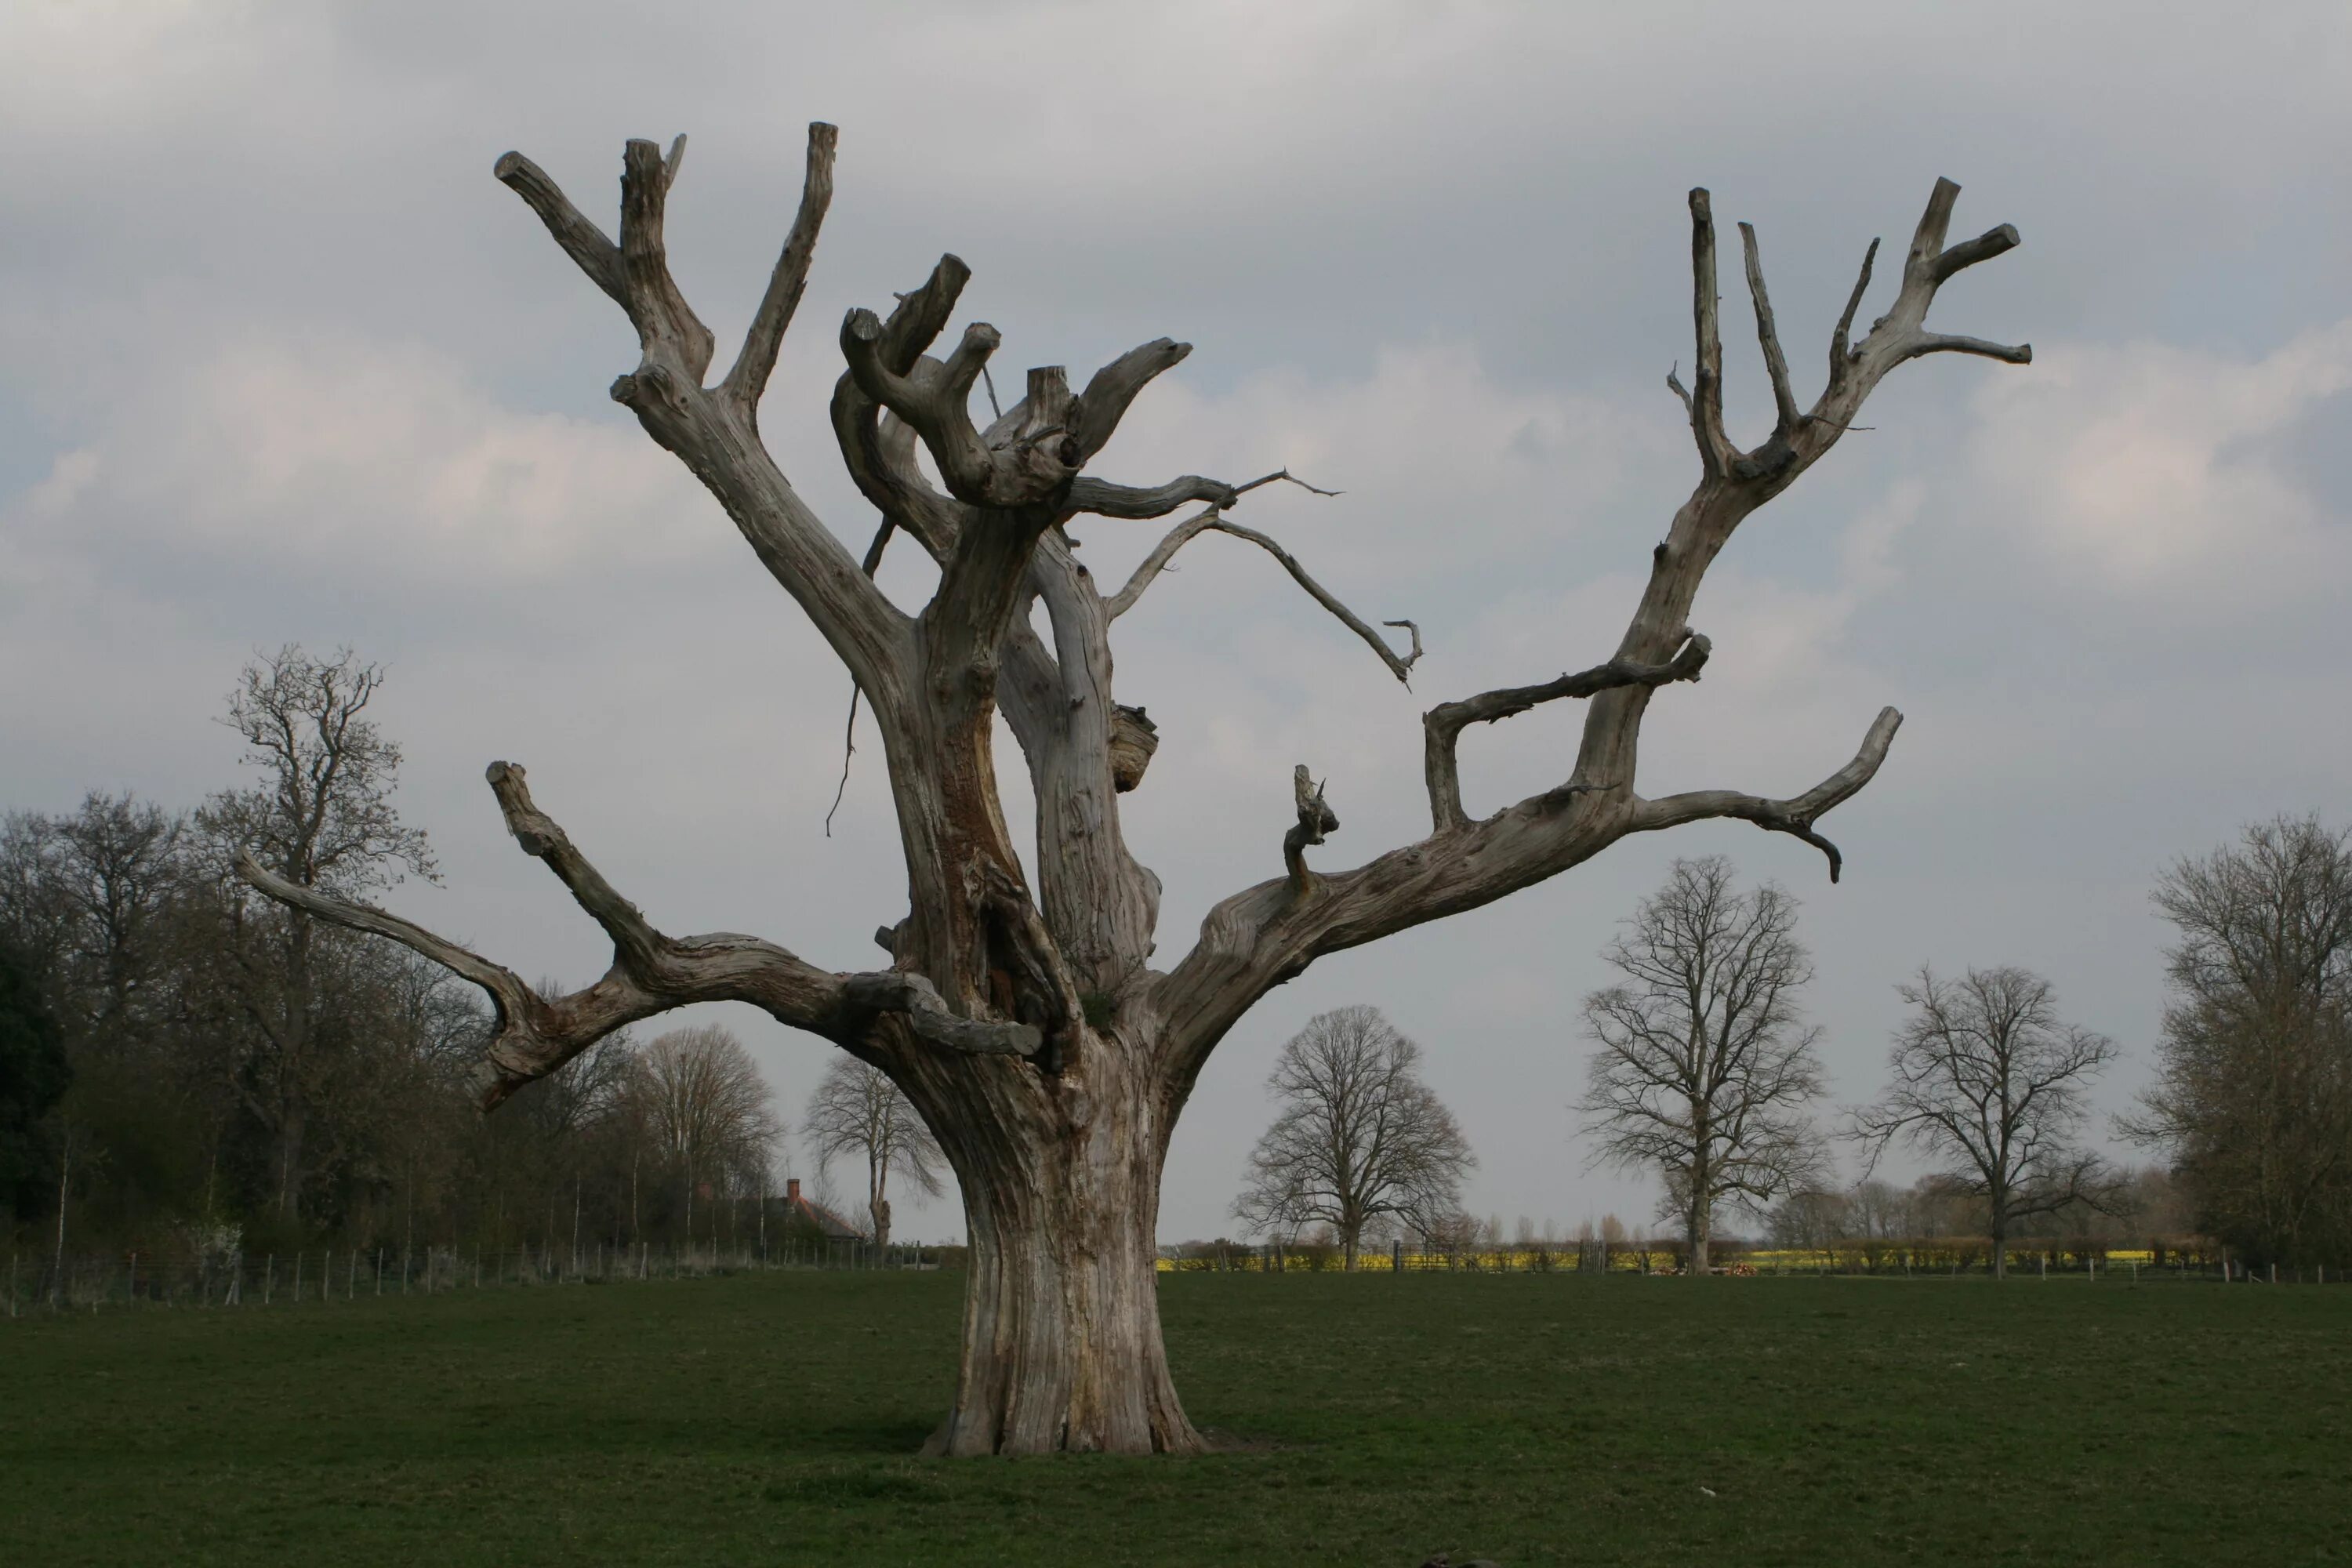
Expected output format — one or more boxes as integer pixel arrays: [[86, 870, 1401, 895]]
[[2, 335, 716, 591], [1965, 318, 2352, 600]]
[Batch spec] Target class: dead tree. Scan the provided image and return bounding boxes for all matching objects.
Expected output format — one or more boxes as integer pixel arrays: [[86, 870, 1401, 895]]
[[235, 123, 2029, 1454]]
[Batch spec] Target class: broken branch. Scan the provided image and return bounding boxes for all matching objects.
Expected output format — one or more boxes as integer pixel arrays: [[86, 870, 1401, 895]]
[[1067, 474, 1239, 520], [1738, 221, 1801, 434], [1632, 706, 1904, 882], [1283, 764, 1341, 896], [840, 971, 1043, 1057], [721, 121, 838, 418]]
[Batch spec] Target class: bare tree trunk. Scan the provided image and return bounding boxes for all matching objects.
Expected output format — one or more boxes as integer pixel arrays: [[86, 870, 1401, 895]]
[[917, 1053, 1203, 1456], [276, 1102, 306, 1223], [1688, 1185, 1711, 1277], [1990, 1206, 2007, 1279], [52, 1136, 70, 1307]]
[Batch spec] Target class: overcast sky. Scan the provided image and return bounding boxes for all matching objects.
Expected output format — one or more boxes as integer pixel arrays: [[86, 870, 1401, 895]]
[[5, 2, 2348, 1243]]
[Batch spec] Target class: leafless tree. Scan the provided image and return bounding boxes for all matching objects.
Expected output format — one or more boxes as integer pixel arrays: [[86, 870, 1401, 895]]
[[231, 120, 2029, 1450], [3, 796, 186, 1048], [1853, 966, 2118, 1278], [619, 1024, 781, 1248], [1577, 857, 1829, 1274], [2122, 816, 2352, 1266], [199, 647, 434, 1220], [800, 1055, 945, 1248], [1232, 1006, 1475, 1269]]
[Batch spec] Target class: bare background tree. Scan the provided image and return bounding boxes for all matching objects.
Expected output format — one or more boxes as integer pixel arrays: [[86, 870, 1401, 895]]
[[1576, 856, 1828, 1275], [200, 648, 436, 1221], [800, 1056, 945, 1248], [1232, 1005, 1475, 1269], [223, 118, 2031, 1450], [0, 684, 827, 1275], [617, 1025, 782, 1251], [1853, 966, 2118, 1278], [2122, 816, 2352, 1268]]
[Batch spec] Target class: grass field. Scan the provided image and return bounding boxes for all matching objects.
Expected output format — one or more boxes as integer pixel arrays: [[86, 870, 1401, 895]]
[[2, 1271, 2346, 1566]]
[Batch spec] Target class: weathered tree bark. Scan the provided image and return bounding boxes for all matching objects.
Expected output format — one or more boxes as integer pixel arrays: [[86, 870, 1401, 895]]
[[916, 1038, 1200, 1454], [237, 126, 2029, 1454]]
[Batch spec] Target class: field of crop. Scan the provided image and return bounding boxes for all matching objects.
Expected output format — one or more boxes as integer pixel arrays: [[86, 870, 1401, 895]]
[[4, 1269, 2346, 1566]]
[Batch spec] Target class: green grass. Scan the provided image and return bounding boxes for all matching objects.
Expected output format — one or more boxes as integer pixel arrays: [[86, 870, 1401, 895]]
[[2, 1271, 2346, 1566]]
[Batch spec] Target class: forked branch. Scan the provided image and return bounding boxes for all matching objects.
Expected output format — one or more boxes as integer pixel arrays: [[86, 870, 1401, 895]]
[[1423, 632, 1712, 833], [495, 128, 906, 699], [1665, 179, 2027, 484]]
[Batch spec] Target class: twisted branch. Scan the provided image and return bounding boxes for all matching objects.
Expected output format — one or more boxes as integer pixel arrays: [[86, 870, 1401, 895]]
[[1632, 706, 1904, 882]]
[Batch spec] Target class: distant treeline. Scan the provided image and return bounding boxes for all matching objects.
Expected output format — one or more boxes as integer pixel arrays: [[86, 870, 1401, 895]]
[[0, 648, 812, 1271], [4, 649, 2347, 1280]]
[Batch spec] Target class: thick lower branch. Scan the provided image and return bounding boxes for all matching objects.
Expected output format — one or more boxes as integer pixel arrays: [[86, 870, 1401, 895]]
[[236, 751, 1063, 1106], [233, 848, 839, 1108], [1067, 474, 1236, 520]]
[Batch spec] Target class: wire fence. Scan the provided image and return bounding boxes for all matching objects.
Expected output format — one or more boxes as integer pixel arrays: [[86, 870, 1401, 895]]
[[13, 1235, 2337, 1316], [4, 1236, 947, 1317], [1157, 1236, 2339, 1283]]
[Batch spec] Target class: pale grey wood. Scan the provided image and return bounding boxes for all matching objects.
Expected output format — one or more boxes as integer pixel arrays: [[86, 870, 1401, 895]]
[[237, 143, 2029, 1456]]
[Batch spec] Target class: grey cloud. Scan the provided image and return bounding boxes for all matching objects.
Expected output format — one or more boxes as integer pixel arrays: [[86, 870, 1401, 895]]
[[4, 2, 2349, 1238]]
